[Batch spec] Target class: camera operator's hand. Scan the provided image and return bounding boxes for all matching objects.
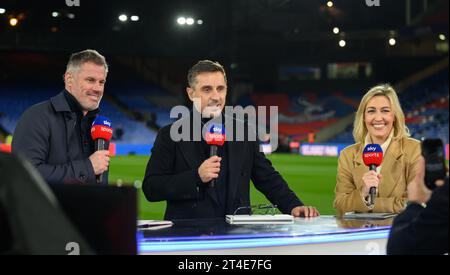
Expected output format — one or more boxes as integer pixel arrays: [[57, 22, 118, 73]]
[[408, 157, 433, 204]]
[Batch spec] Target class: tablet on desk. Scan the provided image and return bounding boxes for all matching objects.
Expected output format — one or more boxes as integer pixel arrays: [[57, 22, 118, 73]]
[[342, 212, 397, 220], [137, 220, 173, 230]]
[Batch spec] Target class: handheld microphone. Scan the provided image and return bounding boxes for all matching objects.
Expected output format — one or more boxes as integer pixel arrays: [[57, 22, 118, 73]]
[[362, 144, 383, 206], [205, 123, 226, 188], [91, 116, 113, 183]]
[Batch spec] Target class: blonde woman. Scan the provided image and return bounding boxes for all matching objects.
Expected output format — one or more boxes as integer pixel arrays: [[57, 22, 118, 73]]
[[334, 84, 421, 214]]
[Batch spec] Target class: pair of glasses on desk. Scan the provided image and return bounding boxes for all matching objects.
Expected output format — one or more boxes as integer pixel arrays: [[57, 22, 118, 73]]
[[233, 204, 279, 215]]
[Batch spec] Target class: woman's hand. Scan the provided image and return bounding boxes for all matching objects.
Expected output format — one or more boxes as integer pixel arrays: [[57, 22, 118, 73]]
[[361, 170, 382, 198]]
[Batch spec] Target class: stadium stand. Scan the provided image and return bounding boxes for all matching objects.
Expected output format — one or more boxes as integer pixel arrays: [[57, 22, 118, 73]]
[[235, 90, 361, 142], [109, 85, 177, 130], [0, 85, 157, 145], [329, 69, 449, 144]]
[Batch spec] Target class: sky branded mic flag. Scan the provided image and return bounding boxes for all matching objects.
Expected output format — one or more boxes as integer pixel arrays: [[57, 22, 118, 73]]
[[91, 116, 113, 141], [363, 144, 383, 168], [205, 123, 226, 146]]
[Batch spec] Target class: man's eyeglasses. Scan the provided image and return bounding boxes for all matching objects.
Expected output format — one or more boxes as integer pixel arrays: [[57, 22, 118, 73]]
[[233, 204, 279, 216]]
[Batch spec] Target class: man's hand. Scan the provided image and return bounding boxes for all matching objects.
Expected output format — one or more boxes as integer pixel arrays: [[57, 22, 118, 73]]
[[89, 150, 110, 176], [198, 156, 221, 183], [291, 206, 320, 218], [408, 156, 432, 204]]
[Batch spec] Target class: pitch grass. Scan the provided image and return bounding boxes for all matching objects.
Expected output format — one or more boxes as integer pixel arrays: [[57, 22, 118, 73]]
[[109, 154, 339, 220]]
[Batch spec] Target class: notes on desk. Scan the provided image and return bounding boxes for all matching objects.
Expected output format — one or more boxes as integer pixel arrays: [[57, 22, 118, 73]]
[[137, 220, 173, 230], [226, 214, 294, 225]]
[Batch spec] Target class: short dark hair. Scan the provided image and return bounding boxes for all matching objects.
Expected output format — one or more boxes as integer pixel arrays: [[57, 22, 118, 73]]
[[187, 60, 226, 88], [66, 49, 108, 74]]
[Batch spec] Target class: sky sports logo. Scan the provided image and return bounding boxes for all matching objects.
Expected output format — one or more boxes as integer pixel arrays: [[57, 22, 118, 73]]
[[212, 126, 223, 134], [366, 146, 378, 152], [91, 126, 113, 134], [363, 152, 381, 158], [92, 116, 112, 127], [100, 126, 113, 134], [208, 133, 225, 140]]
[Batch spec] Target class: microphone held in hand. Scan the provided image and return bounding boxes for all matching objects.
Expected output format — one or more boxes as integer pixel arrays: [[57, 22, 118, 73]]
[[205, 123, 226, 188], [91, 116, 113, 183], [362, 144, 383, 206]]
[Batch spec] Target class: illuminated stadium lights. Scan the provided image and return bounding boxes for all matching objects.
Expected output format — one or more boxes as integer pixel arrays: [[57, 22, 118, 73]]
[[52, 12, 59, 18], [439, 34, 446, 41], [9, 17, 18, 27], [327, 1, 334, 8], [119, 14, 128, 22], [339, 39, 346, 47], [389, 38, 396, 46], [0, 8, 5, 14], [177, 17, 197, 26], [177, 17, 186, 25], [186, 17, 195, 25], [333, 27, 340, 34], [130, 15, 139, 22]]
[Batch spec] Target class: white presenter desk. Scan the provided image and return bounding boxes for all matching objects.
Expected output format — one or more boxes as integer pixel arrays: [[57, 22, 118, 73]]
[[138, 215, 393, 255]]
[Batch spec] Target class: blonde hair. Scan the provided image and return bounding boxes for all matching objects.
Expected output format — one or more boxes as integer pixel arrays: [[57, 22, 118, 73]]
[[353, 84, 410, 144]]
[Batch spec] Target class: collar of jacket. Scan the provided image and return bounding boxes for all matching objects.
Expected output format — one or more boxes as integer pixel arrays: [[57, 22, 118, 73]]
[[64, 90, 85, 117], [50, 91, 72, 113], [50, 90, 100, 117], [353, 136, 404, 166]]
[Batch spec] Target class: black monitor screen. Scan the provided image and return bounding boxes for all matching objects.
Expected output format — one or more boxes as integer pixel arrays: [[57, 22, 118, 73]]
[[49, 184, 137, 255]]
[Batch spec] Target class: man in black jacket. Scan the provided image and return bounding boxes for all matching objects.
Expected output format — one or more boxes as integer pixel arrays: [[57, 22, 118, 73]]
[[387, 157, 449, 255], [143, 60, 319, 220], [12, 49, 110, 185]]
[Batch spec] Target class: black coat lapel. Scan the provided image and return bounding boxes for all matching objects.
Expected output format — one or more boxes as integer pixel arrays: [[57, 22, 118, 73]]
[[178, 141, 204, 170], [227, 141, 247, 207], [64, 112, 76, 161]]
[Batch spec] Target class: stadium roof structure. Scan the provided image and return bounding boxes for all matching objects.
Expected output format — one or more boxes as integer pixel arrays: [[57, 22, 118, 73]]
[[0, 0, 448, 59]]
